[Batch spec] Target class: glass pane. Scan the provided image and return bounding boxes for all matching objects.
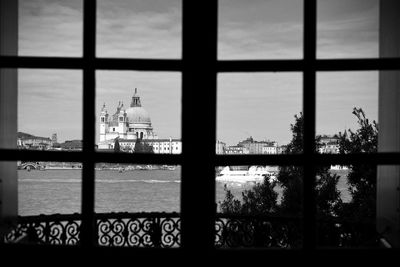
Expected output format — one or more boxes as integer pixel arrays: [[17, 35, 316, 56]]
[[217, 73, 302, 154], [1, 161, 82, 245], [317, 0, 379, 59], [96, 71, 181, 154], [95, 164, 181, 213], [218, 0, 303, 59], [216, 165, 302, 248], [316, 71, 378, 153], [18, 161, 82, 215], [95, 163, 181, 247], [10, 69, 83, 150], [316, 164, 379, 248], [97, 0, 181, 58], [18, 0, 83, 57]]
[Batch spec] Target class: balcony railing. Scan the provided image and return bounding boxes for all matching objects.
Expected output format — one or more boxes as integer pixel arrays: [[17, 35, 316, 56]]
[[3, 212, 378, 248]]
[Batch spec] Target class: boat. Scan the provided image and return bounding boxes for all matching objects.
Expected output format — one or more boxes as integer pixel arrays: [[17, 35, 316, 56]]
[[216, 166, 277, 184], [161, 165, 176, 171], [167, 166, 176, 171]]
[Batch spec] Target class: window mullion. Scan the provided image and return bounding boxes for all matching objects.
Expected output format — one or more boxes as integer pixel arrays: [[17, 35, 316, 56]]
[[81, 0, 96, 248], [181, 0, 218, 252], [303, 0, 317, 250]]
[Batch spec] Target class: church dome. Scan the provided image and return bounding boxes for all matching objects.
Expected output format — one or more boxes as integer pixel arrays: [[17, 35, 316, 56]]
[[126, 106, 151, 124], [126, 88, 151, 124]]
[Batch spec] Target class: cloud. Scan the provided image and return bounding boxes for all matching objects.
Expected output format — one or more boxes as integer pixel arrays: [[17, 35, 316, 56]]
[[96, 0, 181, 58], [317, 1, 379, 58], [218, 0, 303, 59], [19, 0, 83, 56]]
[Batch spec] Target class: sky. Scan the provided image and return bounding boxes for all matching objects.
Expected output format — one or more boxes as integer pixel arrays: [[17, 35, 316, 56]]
[[17, 0, 379, 145]]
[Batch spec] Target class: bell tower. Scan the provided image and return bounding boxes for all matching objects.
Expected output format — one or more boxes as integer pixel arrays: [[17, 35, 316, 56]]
[[100, 103, 109, 142]]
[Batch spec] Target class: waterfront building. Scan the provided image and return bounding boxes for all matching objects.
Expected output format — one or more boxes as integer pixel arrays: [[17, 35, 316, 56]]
[[262, 142, 278, 154], [225, 145, 249, 154], [216, 140, 226, 155], [317, 134, 348, 170], [318, 134, 340, 154], [97, 89, 181, 154], [59, 140, 83, 151], [103, 137, 182, 154], [17, 132, 53, 150], [237, 136, 279, 154]]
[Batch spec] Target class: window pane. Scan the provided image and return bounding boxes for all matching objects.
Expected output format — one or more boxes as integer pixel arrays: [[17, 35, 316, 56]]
[[18, 161, 82, 215], [17, 0, 83, 57], [96, 0, 181, 58], [315, 164, 380, 248], [316, 71, 378, 154], [1, 161, 82, 245], [96, 71, 181, 154], [13, 69, 82, 150], [218, 0, 303, 59], [217, 73, 302, 154], [95, 164, 181, 213], [216, 165, 302, 248], [317, 0, 379, 59]]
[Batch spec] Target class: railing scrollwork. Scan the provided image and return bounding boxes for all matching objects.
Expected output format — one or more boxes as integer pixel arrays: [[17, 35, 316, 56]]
[[4, 212, 377, 248]]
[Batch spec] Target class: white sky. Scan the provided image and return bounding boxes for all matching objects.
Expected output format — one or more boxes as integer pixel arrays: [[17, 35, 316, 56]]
[[17, 0, 379, 145]]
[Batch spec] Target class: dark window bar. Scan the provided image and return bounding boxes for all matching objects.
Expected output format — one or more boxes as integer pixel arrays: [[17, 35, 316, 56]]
[[303, 0, 317, 250], [181, 0, 218, 252], [80, 0, 97, 248], [2, 57, 400, 71]]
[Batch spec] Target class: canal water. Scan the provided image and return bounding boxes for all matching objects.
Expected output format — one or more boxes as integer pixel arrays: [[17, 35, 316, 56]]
[[18, 167, 350, 216]]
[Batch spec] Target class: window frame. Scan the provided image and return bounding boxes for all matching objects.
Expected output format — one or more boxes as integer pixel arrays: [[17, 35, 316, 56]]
[[0, 0, 400, 253]]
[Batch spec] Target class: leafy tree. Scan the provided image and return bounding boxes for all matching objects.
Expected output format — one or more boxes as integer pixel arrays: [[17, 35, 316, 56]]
[[219, 112, 341, 247], [336, 107, 378, 246], [134, 139, 154, 153], [114, 138, 120, 153], [219, 108, 379, 247], [220, 180, 278, 215]]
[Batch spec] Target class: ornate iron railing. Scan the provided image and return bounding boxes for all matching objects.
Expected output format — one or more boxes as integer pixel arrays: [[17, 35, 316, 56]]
[[4, 213, 81, 245], [3, 212, 378, 248], [96, 212, 180, 248]]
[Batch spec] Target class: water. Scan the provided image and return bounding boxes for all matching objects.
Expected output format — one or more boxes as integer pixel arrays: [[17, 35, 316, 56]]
[[18, 168, 350, 216]]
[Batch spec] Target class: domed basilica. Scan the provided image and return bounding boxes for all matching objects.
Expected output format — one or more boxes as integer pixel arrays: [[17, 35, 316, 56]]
[[98, 89, 181, 154], [99, 88, 158, 144]]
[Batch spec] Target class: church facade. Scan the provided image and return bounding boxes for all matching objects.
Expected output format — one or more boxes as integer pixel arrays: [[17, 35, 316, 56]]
[[97, 89, 181, 154]]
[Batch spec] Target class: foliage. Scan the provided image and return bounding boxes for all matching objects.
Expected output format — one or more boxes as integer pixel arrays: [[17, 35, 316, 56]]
[[338, 107, 378, 219], [219, 112, 341, 247], [336, 107, 378, 246], [220, 180, 278, 216], [219, 108, 379, 247], [114, 138, 120, 153], [134, 139, 154, 153]]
